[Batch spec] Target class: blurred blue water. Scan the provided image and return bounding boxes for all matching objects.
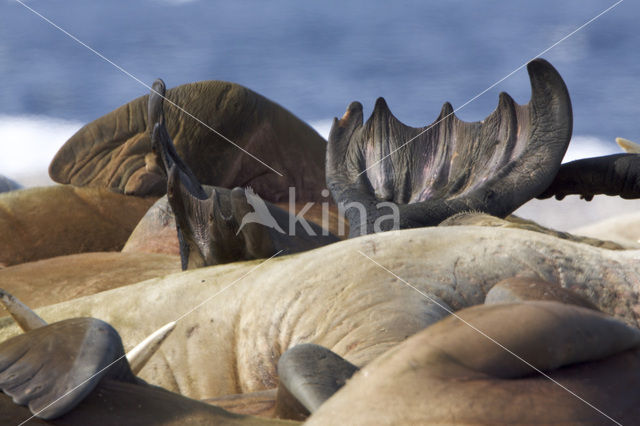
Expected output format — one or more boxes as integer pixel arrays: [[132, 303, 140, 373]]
[[0, 0, 638, 142]]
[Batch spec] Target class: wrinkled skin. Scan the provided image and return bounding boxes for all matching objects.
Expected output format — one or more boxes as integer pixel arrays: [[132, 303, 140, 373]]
[[307, 302, 640, 425], [0, 186, 156, 267], [1, 226, 639, 402], [0, 319, 294, 425], [3, 302, 638, 424], [327, 59, 573, 236], [49, 79, 327, 202]]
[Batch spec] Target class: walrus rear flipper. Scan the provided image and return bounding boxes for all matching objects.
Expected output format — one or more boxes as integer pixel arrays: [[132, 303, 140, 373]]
[[327, 58, 572, 237], [537, 153, 640, 200], [275, 343, 359, 420], [149, 80, 227, 269], [0, 318, 135, 420], [148, 79, 337, 268]]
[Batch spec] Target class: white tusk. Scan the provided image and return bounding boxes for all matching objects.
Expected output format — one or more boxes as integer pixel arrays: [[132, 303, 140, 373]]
[[126, 321, 176, 375], [616, 137, 640, 154], [0, 288, 47, 331]]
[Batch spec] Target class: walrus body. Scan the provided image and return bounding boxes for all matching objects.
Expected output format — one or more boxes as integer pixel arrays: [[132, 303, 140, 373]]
[[0, 185, 156, 267], [306, 302, 640, 425], [2, 301, 639, 425], [0, 252, 180, 312], [1, 226, 638, 401]]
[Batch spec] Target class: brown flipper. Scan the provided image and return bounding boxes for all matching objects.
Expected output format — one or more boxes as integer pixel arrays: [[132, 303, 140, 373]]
[[230, 187, 277, 259], [538, 153, 640, 200], [327, 58, 572, 236]]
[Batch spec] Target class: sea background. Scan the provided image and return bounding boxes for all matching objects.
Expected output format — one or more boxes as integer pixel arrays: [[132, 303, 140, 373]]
[[1, 0, 639, 230]]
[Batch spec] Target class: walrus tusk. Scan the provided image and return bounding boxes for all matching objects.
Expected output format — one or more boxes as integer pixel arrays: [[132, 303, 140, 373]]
[[616, 137, 640, 154], [0, 288, 47, 331], [126, 321, 177, 375]]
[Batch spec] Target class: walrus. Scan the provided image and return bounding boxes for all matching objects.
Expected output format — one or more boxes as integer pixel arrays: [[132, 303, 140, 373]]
[[2, 300, 639, 424], [49, 78, 327, 202], [0, 252, 180, 312], [326, 58, 573, 236], [1, 225, 639, 403], [571, 211, 640, 247], [439, 211, 631, 250], [305, 302, 640, 425], [0, 185, 156, 267], [0, 315, 295, 425], [538, 153, 640, 201], [146, 79, 340, 269], [484, 276, 600, 310], [121, 195, 345, 257]]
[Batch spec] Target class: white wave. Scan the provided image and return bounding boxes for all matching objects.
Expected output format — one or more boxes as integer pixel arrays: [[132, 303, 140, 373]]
[[0, 115, 83, 186]]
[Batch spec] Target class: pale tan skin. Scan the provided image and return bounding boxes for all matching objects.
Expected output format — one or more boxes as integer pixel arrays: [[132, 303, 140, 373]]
[[1, 226, 639, 403], [572, 211, 640, 248], [3, 300, 638, 424], [485, 276, 600, 309], [440, 211, 631, 249], [0, 186, 156, 267], [0, 252, 179, 313], [307, 302, 640, 425]]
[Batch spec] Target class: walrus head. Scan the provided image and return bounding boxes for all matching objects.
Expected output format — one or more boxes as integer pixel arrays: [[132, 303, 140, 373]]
[[327, 58, 573, 237]]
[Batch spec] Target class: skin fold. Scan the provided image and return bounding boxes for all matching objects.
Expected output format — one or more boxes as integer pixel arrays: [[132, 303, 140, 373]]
[[49, 79, 327, 202], [2, 301, 638, 424], [0, 226, 638, 402], [307, 302, 640, 425]]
